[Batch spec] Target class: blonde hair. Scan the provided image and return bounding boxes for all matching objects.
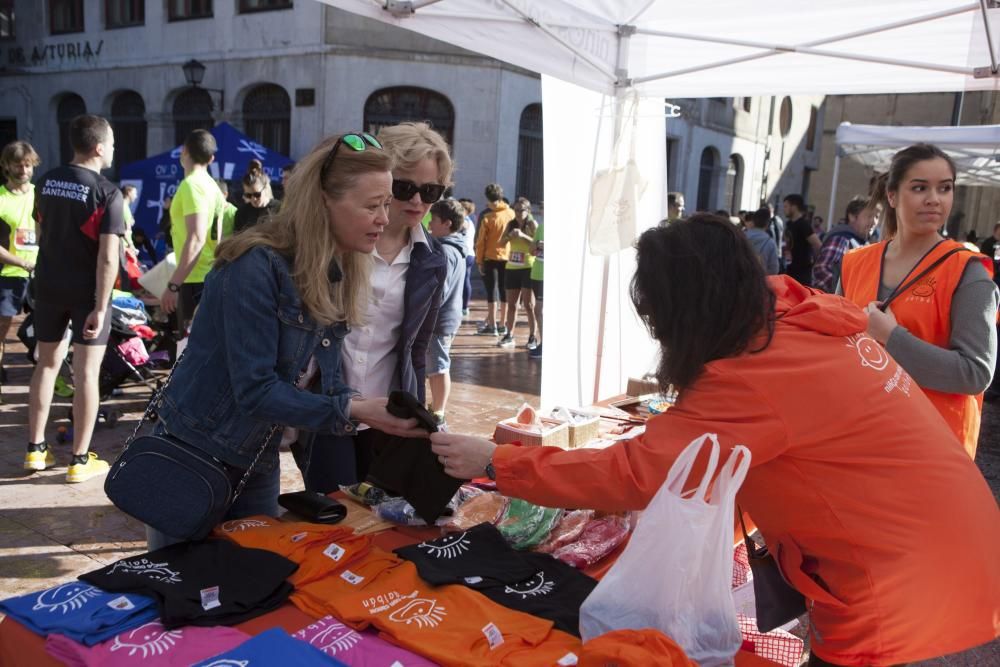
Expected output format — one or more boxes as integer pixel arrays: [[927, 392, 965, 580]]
[[215, 134, 394, 326], [376, 122, 453, 185]]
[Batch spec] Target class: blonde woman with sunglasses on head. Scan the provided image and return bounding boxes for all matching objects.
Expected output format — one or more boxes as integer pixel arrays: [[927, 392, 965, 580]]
[[146, 133, 428, 550], [297, 122, 452, 493]]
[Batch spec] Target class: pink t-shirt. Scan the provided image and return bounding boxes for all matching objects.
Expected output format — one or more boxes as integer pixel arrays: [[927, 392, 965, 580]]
[[45, 621, 249, 667], [294, 615, 436, 666]]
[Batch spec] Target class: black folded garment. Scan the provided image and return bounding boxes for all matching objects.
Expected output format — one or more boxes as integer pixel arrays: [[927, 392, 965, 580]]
[[364, 390, 463, 524], [395, 523, 597, 636], [278, 490, 347, 524], [80, 539, 297, 629]]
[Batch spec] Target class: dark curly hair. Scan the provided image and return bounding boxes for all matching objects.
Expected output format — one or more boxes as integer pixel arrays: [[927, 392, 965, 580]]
[[630, 214, 776, 390]]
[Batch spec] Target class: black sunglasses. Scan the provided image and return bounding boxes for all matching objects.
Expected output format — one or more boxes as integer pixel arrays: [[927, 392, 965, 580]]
[[244, 191, 263, 200], [392, 179, 446, 204], [320, 132, 383, 181]]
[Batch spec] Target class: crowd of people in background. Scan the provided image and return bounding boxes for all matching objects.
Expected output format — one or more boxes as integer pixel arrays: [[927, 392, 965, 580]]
[[0, 115, 547, 483]]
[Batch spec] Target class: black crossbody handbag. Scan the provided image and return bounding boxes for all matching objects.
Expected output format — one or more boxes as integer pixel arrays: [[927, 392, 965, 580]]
[[738, 507, 807, 633], [105, 353, 279, 542]]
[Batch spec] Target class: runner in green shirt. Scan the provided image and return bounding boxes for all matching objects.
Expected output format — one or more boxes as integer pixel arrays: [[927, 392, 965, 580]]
[[529, 219, 544, 358], [0, 140, 40, 391], [161, 130, 223, 334]]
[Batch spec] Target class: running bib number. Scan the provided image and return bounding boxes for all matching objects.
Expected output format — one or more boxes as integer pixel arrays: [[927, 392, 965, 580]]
[[510, 251, 526, 264], [14, 227, 37, 249]]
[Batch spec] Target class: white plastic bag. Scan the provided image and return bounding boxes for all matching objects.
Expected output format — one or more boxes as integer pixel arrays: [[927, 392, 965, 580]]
[[137, 252, 177, 297], [579, 433, 751, 667]]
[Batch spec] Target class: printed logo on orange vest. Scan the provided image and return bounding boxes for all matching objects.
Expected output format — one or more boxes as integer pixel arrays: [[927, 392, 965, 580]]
[[910, 275, 936, 298], [845, 333, 889, 372]]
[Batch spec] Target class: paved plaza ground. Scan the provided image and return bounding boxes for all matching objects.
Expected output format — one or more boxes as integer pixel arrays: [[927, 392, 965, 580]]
[[0, 295, 997, 665]]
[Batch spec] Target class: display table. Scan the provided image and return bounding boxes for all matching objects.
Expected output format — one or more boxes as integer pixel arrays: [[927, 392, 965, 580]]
[[0, 520, 779, 666]]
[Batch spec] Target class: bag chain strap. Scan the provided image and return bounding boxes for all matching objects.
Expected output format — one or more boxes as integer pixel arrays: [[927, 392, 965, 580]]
[[120, 348, 280, 501]]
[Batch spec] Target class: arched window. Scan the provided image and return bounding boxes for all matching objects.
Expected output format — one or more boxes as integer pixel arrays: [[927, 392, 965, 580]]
[[779, 96, 793, 137], [110, 90, 146, 175], [364, 87, 454, 147], [725, 154, 743, 214], [515, 103, 543, 204], [242, 84, 291, 156], [173, 88, 213, 146], [56, 93, 86, 164], [696, 146, 719, 212]]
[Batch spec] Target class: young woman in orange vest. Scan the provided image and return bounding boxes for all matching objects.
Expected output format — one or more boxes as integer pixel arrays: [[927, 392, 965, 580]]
[[840, 143, 998, 459]]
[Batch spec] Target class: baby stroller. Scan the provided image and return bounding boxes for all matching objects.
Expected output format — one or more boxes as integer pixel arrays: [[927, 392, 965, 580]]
[[98, 296, 160, 402]]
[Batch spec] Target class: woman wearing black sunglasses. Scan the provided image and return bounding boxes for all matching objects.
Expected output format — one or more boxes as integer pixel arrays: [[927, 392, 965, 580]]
[[233, 159, 281, 234], [297, 122, 452, 493]]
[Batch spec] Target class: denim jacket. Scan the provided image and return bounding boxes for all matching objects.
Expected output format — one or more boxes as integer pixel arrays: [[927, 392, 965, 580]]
[[157, 246, 355, 473]]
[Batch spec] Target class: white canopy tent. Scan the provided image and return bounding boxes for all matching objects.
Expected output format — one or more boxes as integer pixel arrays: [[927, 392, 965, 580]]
[[320, 0, 1000, 409], [828, 121, 1000, 225]]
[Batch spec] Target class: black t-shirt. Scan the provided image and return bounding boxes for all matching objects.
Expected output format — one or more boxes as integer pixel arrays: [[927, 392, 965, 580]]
[[233, 199, 281, 234], [396, 523, 597, 636], [80, 539, 297, 629], [787, 215, 815, 285], [33, 164, 125, 305]]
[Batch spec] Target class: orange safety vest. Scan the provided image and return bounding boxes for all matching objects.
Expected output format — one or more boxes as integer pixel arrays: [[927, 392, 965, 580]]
[[841, 239, 993, 458]]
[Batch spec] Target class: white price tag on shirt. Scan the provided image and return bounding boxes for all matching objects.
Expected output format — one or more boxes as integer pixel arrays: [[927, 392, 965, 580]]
[[482, 622, 504, 650], [200, 585, 221, 610]]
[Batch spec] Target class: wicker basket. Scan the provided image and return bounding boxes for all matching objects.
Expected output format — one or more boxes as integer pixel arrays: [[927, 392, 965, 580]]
[[565, 413, 601, 449], [493, 417, 569, 448]]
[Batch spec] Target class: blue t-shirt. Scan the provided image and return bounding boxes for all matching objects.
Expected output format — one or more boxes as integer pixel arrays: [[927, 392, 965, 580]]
[[0, 582, 157, 645], [194, 628, 347, 666]]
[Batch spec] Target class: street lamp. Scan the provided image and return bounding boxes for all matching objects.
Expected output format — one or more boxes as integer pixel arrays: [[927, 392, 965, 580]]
[[181, 59, 224, 112]]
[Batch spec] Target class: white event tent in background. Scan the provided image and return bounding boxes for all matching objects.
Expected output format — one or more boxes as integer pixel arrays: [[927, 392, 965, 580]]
[[319, 0, 1000, 409]]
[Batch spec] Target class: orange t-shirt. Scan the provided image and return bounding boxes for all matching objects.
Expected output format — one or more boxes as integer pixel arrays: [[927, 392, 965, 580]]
[[841, 239, 993, 457], [495, 276, 1000, 666], [296, 546, 582, 666], [213, 515, 373, 587]]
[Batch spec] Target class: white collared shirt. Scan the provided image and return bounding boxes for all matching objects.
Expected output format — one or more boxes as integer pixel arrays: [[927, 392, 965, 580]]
[[343, 225, 427, 400]]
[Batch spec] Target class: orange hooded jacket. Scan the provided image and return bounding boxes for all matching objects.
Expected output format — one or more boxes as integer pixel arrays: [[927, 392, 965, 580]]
[[494, 276, 1000, 666]]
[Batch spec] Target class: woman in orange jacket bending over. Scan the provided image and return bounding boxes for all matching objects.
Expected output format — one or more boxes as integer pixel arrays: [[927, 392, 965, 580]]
[[840, 143, 998, 458], [431, 216, 999, 667]]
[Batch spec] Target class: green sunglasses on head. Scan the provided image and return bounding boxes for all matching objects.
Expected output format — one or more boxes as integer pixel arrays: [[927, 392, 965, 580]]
[[320, 132, 383, 180]]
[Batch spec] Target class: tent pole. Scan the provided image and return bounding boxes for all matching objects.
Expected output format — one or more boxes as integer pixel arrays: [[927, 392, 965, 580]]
[[826, 152, 841, 233], [979, 0, 999, 74]]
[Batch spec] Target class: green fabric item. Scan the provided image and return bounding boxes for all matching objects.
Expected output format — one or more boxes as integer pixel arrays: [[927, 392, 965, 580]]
[[498, 499, 561, 550]]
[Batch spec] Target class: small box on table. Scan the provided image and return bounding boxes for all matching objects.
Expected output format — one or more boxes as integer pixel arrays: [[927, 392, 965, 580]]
[[493, 417, 569, 448]]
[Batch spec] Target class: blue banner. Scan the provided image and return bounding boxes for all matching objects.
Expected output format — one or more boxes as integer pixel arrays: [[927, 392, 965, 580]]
[[118, 122, 292, 236]]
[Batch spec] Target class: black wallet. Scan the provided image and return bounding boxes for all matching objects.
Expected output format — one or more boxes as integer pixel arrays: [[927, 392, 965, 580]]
[[277, 490, 347, 524]]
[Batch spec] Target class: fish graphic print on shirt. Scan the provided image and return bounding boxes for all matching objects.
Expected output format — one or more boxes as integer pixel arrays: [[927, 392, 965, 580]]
[[33, 583, 103, 614], [416, 532, 471, 559], [108, 558, 183, 584], [108, 622, 184, 658], [387, 592, 448, 629], [503, 572, 556, 600]]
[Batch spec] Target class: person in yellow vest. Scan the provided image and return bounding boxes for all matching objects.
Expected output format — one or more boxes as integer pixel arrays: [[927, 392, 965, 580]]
[[497, 197, 538, 349], [0, 140, 40, 393], [841, 143, 999, 459], [159, 130, 224, 335]]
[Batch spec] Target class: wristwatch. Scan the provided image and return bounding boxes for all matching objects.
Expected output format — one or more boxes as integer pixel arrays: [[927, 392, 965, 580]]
[[167, 282, 181, 293], [484, 456, 496, 481]]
